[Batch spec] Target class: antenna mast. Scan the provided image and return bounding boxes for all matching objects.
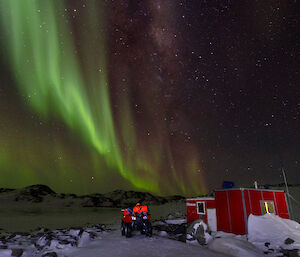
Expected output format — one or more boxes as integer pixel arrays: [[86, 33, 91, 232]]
[[282, 168, 293, 219]]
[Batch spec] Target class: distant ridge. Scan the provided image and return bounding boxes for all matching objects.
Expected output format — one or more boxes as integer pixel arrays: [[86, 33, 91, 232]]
[[0, 184, 185, 207]]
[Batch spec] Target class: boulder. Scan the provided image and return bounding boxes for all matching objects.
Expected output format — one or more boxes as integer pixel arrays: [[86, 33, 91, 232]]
[[0, 188, 15, 193], [186, 219, 211, 245], [42, 252, 57, 257], [280, 249, 299, 257], [284, 238, 295, 245], [187, 219, 202, 235], [15, 185, 56, 202], [11, 249, 23, 257], [195, 223, 205, 245]]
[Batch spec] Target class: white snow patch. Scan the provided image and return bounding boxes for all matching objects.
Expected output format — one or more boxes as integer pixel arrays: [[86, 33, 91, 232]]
[[64, 228, 229, 257], [214, 231, 247, 240], [208, 237, 265, 257], [165, 219, 186, 225], [0, 249, 11, 257], [77, 231, 90, 247], [248, 214, 300, 251], [49, 239, 61, 249], [152, 221, 166, 226], [159, 231, 168, 237], [36, 235, 48, 247], [69, 229, 81, 237]]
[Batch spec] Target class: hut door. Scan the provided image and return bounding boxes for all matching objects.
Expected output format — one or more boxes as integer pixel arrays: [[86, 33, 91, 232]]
[[207, 208, 217, 231]]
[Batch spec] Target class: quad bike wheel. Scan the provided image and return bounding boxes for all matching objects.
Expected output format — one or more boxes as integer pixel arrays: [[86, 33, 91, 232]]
[[124, 222, 132, 238], [145, 222, 152, 237], [121, 222, 125, 236]]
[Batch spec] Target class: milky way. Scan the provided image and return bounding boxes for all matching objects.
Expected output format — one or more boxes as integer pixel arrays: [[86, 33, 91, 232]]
[[0, 0, 299, 195]]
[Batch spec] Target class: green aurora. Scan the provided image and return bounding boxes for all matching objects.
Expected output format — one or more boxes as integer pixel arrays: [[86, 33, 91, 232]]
[[0, 0, 206, 195]]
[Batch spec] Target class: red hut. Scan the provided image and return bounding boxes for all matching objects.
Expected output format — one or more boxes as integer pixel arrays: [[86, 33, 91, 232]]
[[186, 197, 217, 231], [186, 188, 290, 235]]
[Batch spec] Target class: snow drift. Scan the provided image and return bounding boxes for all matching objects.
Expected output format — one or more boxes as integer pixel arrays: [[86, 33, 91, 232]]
[[248, 214, 300, 251], [208, 237, 265, 257]]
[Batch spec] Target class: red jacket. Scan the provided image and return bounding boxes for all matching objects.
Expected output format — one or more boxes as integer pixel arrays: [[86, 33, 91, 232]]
[[133, 205, 151, 220], [122, 209, 132, 223]]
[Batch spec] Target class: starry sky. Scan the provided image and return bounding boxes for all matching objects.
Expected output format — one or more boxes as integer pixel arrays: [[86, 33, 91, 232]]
[[0, 0, 299, 196]]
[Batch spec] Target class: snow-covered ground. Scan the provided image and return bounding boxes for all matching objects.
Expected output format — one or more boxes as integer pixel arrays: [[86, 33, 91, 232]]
[[186, 214, 300, 257], [64, 227, 229, 257], [0, 224, 230, 257], [208, 237, 266, 257], [248, 214, 300, 254]]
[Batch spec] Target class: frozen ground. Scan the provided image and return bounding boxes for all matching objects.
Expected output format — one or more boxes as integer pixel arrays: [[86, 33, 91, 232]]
[[0, 225, 231, 257], [64, 227, 230, 257]]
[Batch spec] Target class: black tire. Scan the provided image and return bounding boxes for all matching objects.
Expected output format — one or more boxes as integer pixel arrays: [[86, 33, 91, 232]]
[[125, 223, 131, 238], [121, 222, 125, 236], [146, 222, 152, 237]]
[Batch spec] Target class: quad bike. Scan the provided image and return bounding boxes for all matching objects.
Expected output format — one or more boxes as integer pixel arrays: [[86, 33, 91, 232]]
[[132, 212, 152, 237], [121, 206, 152, 237]]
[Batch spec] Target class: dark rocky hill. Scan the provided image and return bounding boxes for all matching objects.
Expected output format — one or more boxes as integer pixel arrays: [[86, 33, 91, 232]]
[[0, 184, 185, 208], [0, 188, 15, 193], [15, 184, 56, 202]]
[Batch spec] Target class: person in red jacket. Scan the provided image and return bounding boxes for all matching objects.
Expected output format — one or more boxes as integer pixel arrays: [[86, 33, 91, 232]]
[[133, 203, 143, 214], [122, 207, 133, 223], [121, 207, 133, 237], [133, 203, 151, 220]]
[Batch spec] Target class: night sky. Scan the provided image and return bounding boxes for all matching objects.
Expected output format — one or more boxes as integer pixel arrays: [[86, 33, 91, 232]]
[[0, 0, 299, 196]]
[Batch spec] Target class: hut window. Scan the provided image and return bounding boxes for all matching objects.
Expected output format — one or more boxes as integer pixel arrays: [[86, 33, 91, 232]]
[[197, 202, 205, 214], [260, 200, 275, 214]]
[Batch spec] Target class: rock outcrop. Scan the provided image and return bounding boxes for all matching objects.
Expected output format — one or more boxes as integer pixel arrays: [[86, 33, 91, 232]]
[[0, 184, 185, 208]]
